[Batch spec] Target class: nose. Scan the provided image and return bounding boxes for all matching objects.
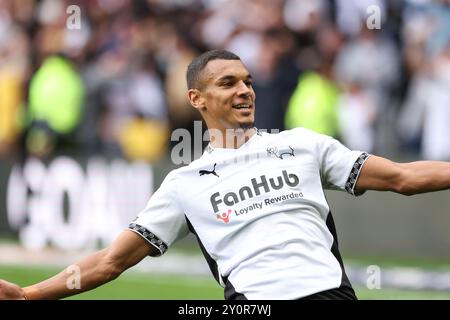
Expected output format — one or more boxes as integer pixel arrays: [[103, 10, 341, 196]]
[[236, 80, 252, 98]]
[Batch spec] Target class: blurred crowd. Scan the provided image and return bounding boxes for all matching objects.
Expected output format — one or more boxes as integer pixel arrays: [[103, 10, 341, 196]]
[[0, 0, 450, 163]]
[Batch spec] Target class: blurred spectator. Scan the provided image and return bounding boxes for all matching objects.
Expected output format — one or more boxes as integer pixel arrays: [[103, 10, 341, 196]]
[[26, 55, 85, 157], [337, 83, 378, 152], [118, 61, 169, 162], [397, 0, 450, 160], [284, 71, 340, 138], [334, 26, 400, 105], [155, 22, 200, 133], [284, 25, 342, 138], [398, 46, 450, 160], [251, 28, 300, 132], [283, 0, 329, 33], [334, 24, 400, 152], [0, 0, 448, 163], [0, 1, 31, 157], [335, 0, 387, 37]]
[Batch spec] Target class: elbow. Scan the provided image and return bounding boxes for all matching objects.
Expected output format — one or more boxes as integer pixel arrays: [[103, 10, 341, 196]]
[[394, 175, 418, 196], [393, 168, 417, 196], [396, 183, 416, 196]]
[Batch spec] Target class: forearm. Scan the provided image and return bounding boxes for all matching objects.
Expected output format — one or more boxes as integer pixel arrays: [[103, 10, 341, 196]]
[[0, 231, 152, 300], [21, 230, 154, 300], [399, 161, 450, 195], [23, 248, 120, 300]]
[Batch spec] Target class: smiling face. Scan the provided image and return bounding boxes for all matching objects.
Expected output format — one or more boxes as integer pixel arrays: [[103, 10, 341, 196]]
[[188, 59, 256, 133]]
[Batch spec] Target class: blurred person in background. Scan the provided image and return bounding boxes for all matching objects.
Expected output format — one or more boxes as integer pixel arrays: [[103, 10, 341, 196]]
[[78, 0, 170, 162], [284, 25, 342, 138], [334, 0, 387, 38], [336, 81, 378, 153], [398, 0, 450, 160], [0, 0, 438, 163], [227, 25, 299, 132], [14, 0, 88, 158], [398, 45, 450, 161], [250, 28, 300, 132], [0, 1, 30, 157], [156, 21, 203, 154], [334, 22, 400, 153], [25, 55, 85, 157]]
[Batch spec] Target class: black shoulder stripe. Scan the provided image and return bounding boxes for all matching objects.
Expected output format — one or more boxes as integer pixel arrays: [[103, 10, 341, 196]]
[[128, 223, 168, 256], [345, 152, 370, 196]]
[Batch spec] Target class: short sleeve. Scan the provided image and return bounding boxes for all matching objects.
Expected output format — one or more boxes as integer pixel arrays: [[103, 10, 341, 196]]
[[128, 171, 189, 257], [315, 133, 370, 196]]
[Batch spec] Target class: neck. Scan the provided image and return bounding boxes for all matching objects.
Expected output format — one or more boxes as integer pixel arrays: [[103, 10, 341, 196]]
[[208, 127, 256, 149]]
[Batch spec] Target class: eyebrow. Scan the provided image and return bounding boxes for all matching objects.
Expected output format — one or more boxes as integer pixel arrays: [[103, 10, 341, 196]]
[[216, 74, 252, 84]]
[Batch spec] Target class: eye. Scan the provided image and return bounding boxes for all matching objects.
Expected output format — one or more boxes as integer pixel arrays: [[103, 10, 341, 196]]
[[244, 80, 253, 87], [221, 82, 233, 88]]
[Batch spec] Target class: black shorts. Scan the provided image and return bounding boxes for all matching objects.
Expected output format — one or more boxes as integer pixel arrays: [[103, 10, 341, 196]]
[[227, 285, 357, 300], [299, 285, 357, 300]]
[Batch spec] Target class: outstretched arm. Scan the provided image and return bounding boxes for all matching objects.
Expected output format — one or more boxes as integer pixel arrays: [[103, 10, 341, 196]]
[[0, 230, 156, 300], [356, 155, 450, 195]]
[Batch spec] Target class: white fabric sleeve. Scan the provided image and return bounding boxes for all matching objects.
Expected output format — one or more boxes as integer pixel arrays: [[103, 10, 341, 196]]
[[128, 171, 189, 257], [315, 132, 370, 196]]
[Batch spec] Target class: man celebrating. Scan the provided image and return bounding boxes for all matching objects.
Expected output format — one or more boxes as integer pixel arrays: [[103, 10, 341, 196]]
[[1, 50, 450, 300]]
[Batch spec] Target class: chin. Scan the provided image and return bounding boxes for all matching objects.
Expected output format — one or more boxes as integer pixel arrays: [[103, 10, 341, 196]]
[[239, 122, 255, 130]]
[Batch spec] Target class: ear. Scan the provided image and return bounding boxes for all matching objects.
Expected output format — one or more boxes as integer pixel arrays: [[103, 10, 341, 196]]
[[188, 89, 205, 111]]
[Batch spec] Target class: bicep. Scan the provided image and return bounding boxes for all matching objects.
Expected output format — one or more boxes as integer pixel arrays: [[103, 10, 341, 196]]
[[355, 155, 405, 193], [105, 230, 158, 272]]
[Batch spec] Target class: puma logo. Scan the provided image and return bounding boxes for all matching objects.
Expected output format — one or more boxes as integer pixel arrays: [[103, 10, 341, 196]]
[[267, 146, 295, 159], [199, 163, 219, 177]]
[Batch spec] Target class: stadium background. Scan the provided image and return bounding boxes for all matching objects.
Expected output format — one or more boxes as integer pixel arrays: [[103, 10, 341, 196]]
[[1, 0, 450, 299]]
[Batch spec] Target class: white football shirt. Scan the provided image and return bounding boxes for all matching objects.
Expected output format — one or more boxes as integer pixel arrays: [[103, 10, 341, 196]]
[[129, 128, 369, 299]]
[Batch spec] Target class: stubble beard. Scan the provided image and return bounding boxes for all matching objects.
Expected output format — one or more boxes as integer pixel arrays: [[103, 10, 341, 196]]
[[239, 122, 255, 131]]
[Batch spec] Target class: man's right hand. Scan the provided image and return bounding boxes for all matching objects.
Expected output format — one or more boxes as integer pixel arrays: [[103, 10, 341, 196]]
[[0, 279, 26, 300]]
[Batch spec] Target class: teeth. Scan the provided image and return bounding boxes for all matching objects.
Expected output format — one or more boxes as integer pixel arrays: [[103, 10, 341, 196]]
[[235, 104, 250, 109]]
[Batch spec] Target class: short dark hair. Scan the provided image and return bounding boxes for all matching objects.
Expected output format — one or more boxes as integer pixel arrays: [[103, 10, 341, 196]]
[[186, 49, 241, 90]]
